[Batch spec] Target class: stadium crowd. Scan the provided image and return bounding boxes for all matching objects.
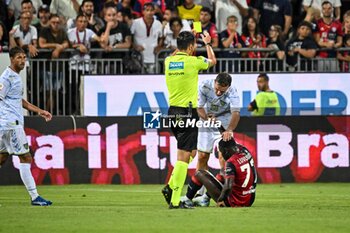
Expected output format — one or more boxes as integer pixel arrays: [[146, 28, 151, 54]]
[[0, 0, 349, 73]]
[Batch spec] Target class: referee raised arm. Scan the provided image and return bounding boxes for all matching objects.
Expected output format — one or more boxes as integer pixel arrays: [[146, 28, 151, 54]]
[[162, 31, 216, 209]]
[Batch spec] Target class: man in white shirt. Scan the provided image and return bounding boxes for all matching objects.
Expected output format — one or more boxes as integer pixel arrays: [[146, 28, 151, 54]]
[[131, 2, 163, 73], [67, 13, 101, 114], [9, 11, 38, 57]]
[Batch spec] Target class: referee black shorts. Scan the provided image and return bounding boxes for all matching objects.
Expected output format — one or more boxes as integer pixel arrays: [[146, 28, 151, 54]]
[[168, 106, 199, 152]]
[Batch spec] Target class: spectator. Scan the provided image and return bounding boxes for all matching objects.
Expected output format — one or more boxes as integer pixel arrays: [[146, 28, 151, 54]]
[[13, 0, 40, 26], [177, 0, 203, 26], [50, 0, 83, 24], [219, 15, 245, 72], [99, 7, 131, 51], [315, 1, 343, 71], [0, 0, 9, 34], [117, 7, 134, 28], [303, 0, 341, 21], [35, 4, 50, 35], [163, 17, 183, 50], [337, 34, 350, 72], [286, 21, 317, 71], [8, 0, 42, 20], [253, 0, 292, 40], [265, 24, 285, 71], [39, 14, 70, 59], [67, 14, 102, 114], [38, 14, 70, 113], [116, 0, 142, 18], [131, 2, 163, 73], [139, 0, 167, 20], [162, 7, 191, 41], [241, 16, 266, 59], [67, 0, 105, 33], [343, 10, 350, 35], [9, 11, 38, 57], [0, 20, 8, 51], [215, 0, 249, 34], [196, 7, 218, 48]]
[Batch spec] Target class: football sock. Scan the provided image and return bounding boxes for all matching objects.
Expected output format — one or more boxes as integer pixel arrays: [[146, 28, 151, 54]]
[[19, 163, 39, 201], [169, 161, 188, 206], [186, 175, 203, 200]]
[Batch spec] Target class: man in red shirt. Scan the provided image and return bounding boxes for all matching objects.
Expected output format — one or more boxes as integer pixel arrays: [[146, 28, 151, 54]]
[[194, 138, 257, 207], [315, 1, 343, 71]]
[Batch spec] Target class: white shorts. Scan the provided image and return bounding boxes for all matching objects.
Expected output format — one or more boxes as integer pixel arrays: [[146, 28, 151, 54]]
[[197, 126, 222, 153], [0, 128, 30, 155]]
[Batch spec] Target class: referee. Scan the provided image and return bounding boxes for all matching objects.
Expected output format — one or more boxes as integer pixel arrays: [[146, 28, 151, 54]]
[[162, 31, 216, 209]]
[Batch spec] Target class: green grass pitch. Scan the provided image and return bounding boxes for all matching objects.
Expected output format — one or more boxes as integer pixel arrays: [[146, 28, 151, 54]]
[[1, 184, 350, 233]]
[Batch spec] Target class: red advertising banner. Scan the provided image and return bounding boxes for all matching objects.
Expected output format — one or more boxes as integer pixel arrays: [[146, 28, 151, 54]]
[[0, 116, 349, 185]]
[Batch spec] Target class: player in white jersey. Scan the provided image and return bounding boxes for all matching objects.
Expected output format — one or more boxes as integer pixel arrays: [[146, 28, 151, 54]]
[[181, 72, 241, 207], [0, 47, 53, 206]]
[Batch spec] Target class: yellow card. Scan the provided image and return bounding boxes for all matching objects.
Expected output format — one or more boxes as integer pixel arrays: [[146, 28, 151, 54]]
[[193, 22, 202, 33]]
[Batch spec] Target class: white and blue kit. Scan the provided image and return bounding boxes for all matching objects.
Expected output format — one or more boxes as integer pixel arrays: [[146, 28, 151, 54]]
[[0, 67, 29, 155], [197, 79, 240, 153]]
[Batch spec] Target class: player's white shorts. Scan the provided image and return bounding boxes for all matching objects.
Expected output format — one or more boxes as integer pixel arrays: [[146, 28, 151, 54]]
[[197, 126, 222, 153], [197, 115, 231, 153], [0, 128, 30, 155]]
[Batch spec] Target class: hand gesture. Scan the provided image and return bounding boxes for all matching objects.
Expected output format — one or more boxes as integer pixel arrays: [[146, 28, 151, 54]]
[[28, 44, 38, 57], [200, 31, 212, 45], [39, 110, 52, 122], [222, 130, 233, 141]]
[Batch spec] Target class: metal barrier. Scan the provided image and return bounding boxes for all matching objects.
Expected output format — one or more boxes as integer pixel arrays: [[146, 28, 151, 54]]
[[27, 48, 143, 115], [22, 47, 349, 116], [155, 48, 350, 73]]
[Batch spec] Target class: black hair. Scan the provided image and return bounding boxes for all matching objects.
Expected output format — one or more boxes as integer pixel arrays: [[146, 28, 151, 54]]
[[81, 0, 94, 6], [258, 73, 269, 81], [298, 20, 313, 30], [321, 1, 333, 8], [9, 47, 25, 58], [344, 34, 350, 44], [242, 16, 259, 38], [169, 17, 183, 29], [21, 0, 33, 6], [177, 31, 195, 50], [218, 139, 237, 161], [200, 7, 211, 14], [119, 8, 132, 19], [143, 2, 155, 10], [76, 13, 87, 21], [49, 13, 60, 20], [215, 72, 232, 87]]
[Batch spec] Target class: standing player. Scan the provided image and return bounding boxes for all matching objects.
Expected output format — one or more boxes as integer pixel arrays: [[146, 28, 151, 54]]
[[195, 138, 257, 207], [162, 31, 216, 209], [248, 73, 280, 116], [0, 47, 53, 206], [180, 72, 240, 207]]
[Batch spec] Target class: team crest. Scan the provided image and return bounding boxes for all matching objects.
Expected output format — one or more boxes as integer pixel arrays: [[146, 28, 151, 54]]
[[0, 83, 3, 90]]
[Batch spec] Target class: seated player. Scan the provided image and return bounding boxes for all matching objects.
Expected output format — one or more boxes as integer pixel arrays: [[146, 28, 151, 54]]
[[194, 138, 257, 207]]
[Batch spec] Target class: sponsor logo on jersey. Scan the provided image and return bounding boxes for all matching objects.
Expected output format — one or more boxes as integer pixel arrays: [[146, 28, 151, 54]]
[[169, 62, 184, 70]]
